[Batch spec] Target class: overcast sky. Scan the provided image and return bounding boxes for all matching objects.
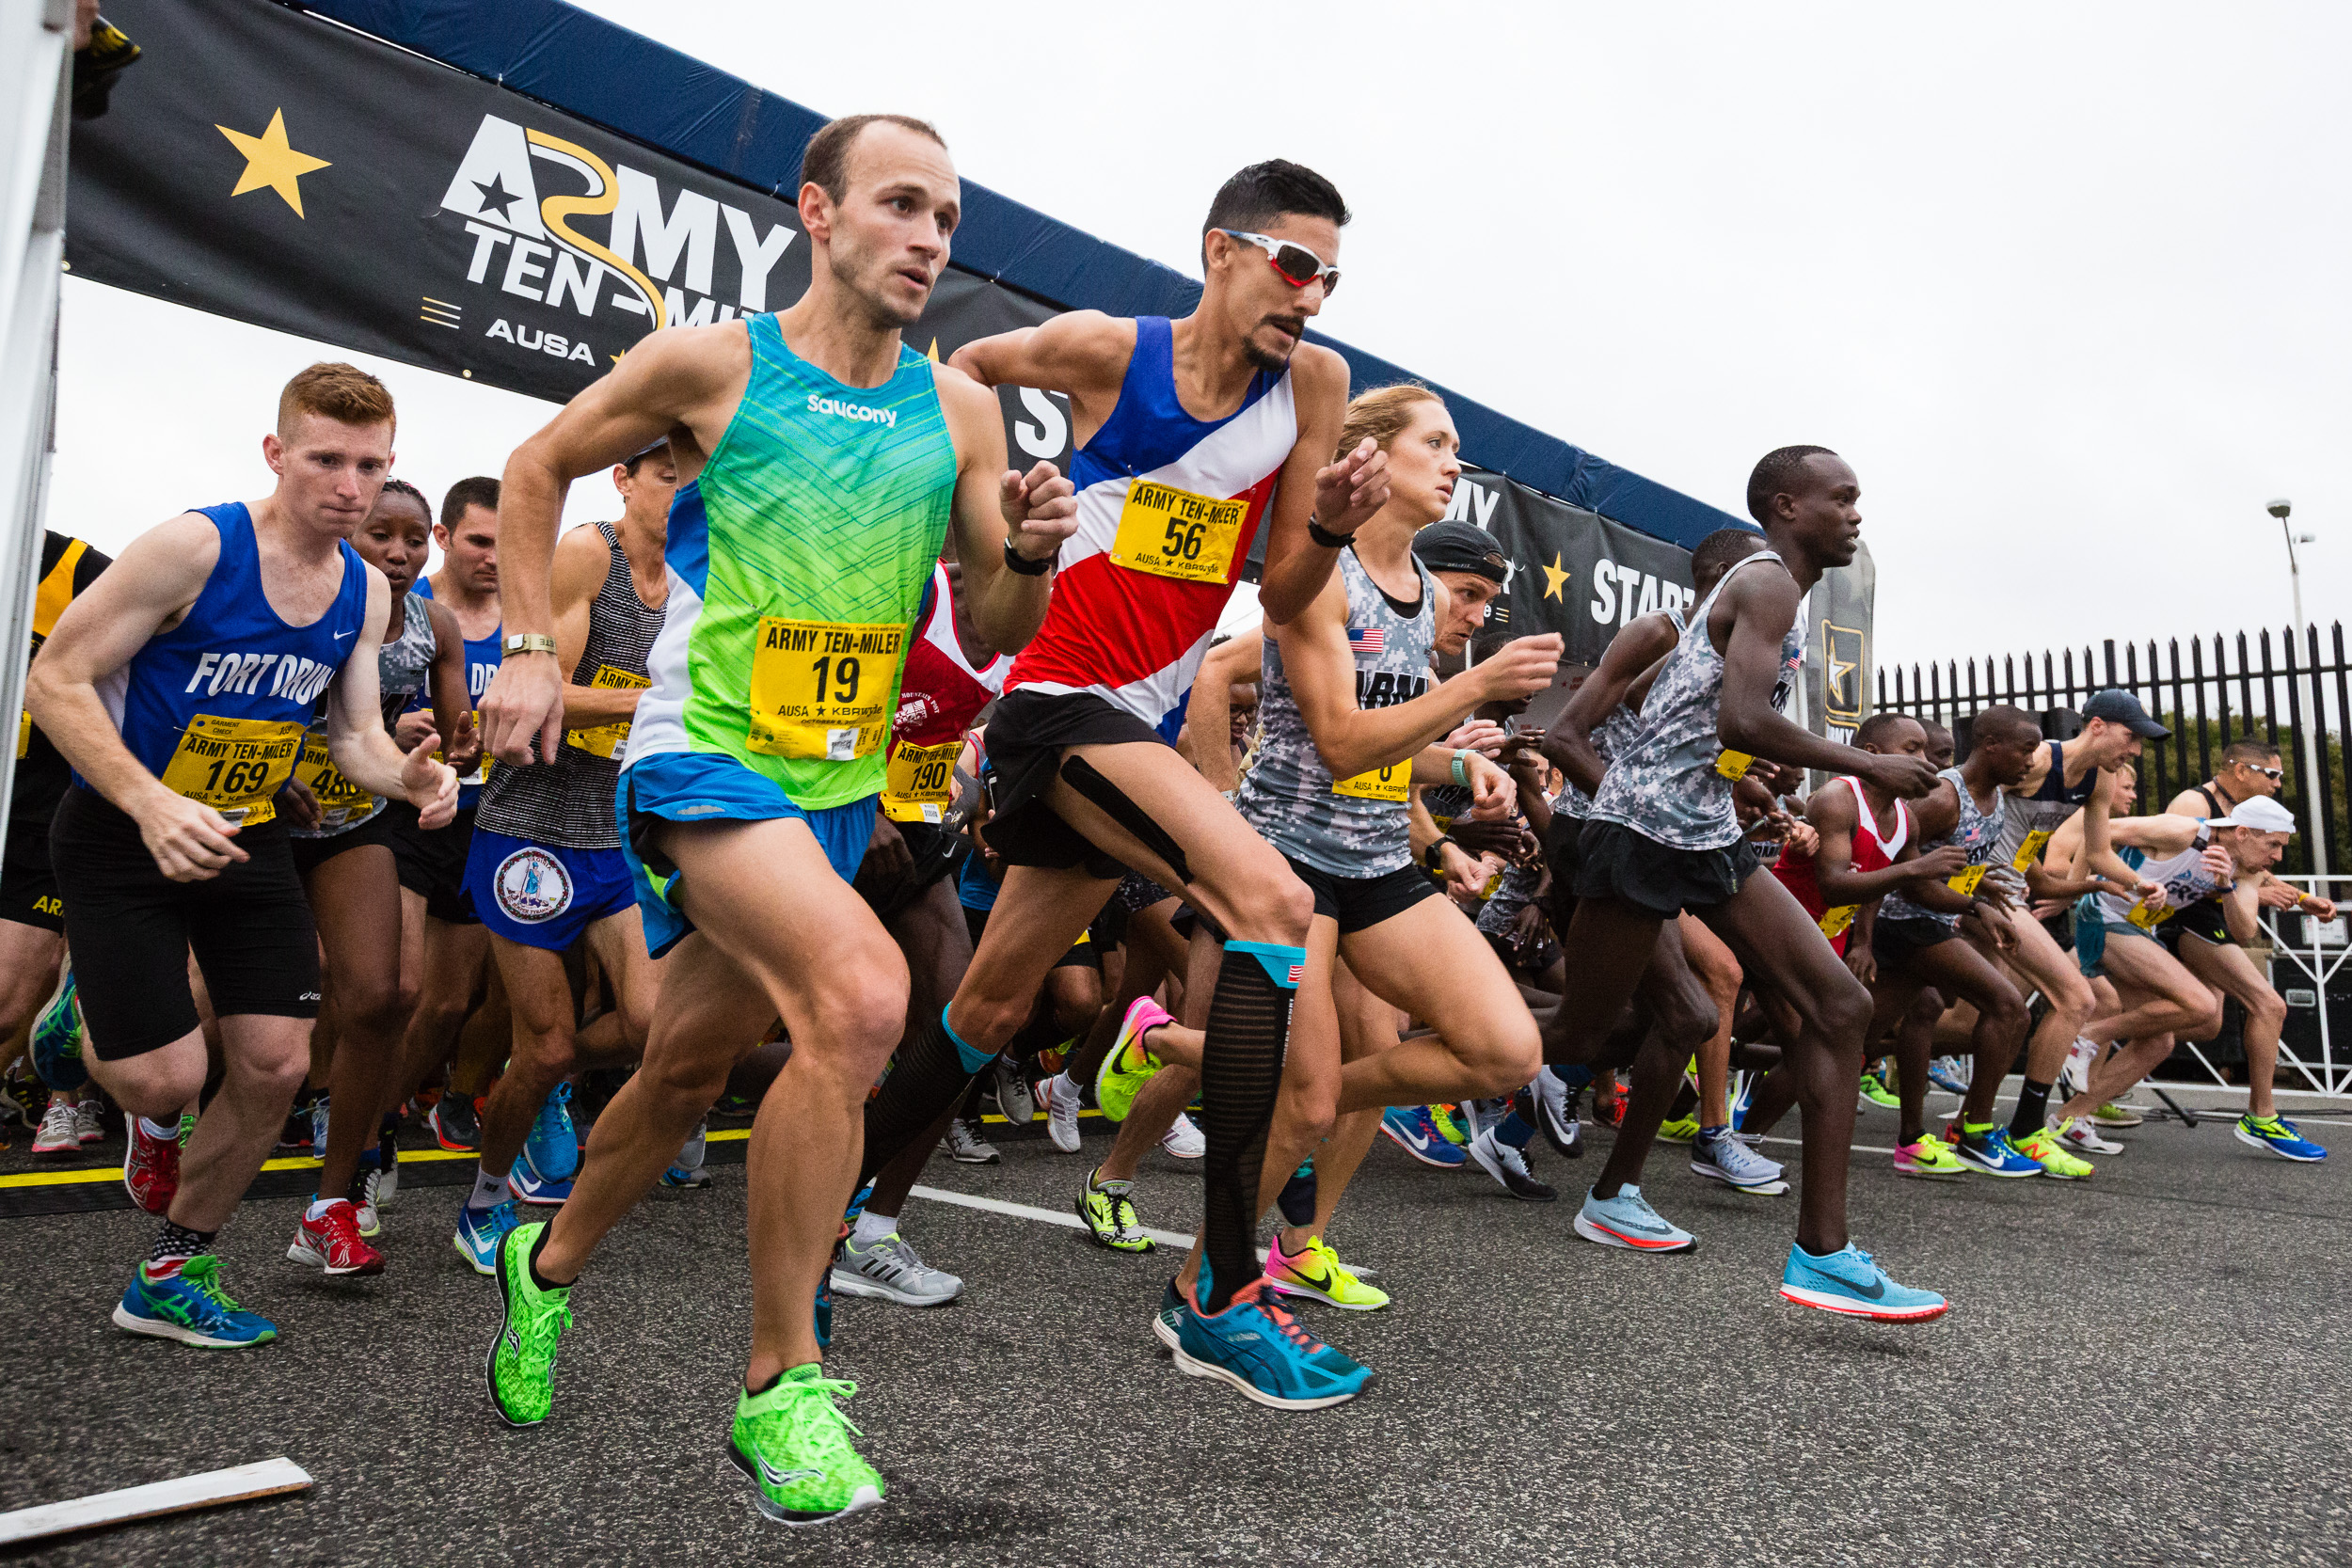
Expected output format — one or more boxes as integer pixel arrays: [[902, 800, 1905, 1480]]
[[49, 1, 2352, 682]]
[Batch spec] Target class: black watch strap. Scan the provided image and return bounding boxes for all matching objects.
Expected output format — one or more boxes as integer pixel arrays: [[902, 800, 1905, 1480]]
[[1307, 515, 1349, 549], [1002, 536, 1053, 577]]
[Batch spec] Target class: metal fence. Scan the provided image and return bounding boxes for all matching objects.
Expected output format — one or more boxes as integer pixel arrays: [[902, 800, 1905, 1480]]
[[1874, 622, 2352, 1098]]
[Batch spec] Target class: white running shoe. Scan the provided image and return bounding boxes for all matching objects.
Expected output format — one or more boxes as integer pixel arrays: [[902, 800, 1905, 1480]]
[[992, 1056, 1035, 1125], [1691, 1129, 1787, 1191], [831, 1231, 963, 1307], [1161, 1111, 1205, 1160], [942, 1117, 1000, 1164], [2056, 1116, 2123, 1156], [1041, 1071, 1083, 1154], [2057, 1037, 2100, 1102], [33, 1095, 81, 1156], [75, 1096, 104, 1145]]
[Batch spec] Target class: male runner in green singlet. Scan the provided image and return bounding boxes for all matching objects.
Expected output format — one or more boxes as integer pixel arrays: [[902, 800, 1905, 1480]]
[[474, 114, 1076, 1528]]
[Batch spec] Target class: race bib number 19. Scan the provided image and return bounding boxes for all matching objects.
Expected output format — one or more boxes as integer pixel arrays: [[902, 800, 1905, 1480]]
[[748, 619, 904, 762], [1332, 762, 1410, 802], [1108, 481, 1247, 586], [160, 713, 306, 826]]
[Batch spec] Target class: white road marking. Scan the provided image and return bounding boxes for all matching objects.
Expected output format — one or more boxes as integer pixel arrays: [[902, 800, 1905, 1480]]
[[908, 1184, 1196, 1251], [0, 1458, 310, 1547]]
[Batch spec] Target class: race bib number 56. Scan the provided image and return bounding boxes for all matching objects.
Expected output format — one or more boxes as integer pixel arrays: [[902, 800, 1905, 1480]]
[[1109, 481, 1247, 586], [748, 619, 905, 762], [160, 714, 306, 826]]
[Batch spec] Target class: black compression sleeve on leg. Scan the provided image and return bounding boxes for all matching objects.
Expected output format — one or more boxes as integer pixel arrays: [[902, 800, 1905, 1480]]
[[858, 1008, 992, 1188], [1197, 942, 1302, 1314]]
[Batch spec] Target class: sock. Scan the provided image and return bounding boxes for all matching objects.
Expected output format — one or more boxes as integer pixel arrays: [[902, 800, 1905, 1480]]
[[850, 1210, 896, 1247], [138, 1116, 177, 1141], [1493, 1106, 1537, 1151], [1198, 941, 1302, 1314], [1089, 1165, 1131, 1195], [527, 1218, 570, 1292], [305, 1196, 337, 1221], [468, 1167, 510, 1211], [1547, 1063, 1593, 1091], [1047, 1069, 1079, 1106], [146, 1220, 216, 1276], [1696, 1123, 1729, 1143], [2010, 1078, 2053, 1137], [858, 1008, 994, 1187]]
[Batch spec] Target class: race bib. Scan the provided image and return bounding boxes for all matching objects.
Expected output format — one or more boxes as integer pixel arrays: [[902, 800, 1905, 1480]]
[[1333, 761, 1410, 802], [882, 738, 961, 823], [1819, 904, 1858, 939], [748, 618, 905, 762], [15, 709, 26, 760], [294, 724, 378, 828], [1107, 480, 1247, 586], [2010, 829, 2053, 872], [566, 665, 651, 761], [434, 709, 491, 786], [2127, 899, 2177, 930], [159, 713, 306, 826], [1947, 863, 1988, 896], [1715, 750, 1756, 781]]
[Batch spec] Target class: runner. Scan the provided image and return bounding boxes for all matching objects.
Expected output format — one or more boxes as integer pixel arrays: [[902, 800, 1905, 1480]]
[[282, 477, 470, 1273], [473, 115, 1076, 1525], [24, 361, 457, 1348], [2164, 738, 2287, 824], [848, 159, 1397, 1410], [1541, 445, 1947, 1319], [449, 445, 676, 1272]]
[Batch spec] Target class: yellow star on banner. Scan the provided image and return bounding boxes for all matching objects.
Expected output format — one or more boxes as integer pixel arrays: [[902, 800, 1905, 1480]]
[[215, 109, 331, 218], [1540, 552, 1570, 600]]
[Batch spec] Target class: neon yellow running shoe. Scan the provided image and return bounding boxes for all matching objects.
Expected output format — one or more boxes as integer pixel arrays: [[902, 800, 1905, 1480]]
[[1428, 1103, 1470, 1147], [1893, 1132, 1967, 1179], [1092, 996, 1171, 1124], [727, 1365, 884, 1527], [2014, 1125, 2093, 1180], [1859, 1065, 1899, 1109], [1656, 1116, 1700, 1145], [1266, 1234, 1391, 1311]]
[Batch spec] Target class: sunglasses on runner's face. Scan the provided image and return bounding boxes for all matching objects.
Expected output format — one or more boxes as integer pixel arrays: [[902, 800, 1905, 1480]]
[[2245, 764, 2285, 781], [1218, 230, 1340, 295]]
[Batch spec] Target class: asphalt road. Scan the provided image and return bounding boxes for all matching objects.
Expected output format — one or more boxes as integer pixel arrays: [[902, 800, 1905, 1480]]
[[3, 1089, 2347, 1567]]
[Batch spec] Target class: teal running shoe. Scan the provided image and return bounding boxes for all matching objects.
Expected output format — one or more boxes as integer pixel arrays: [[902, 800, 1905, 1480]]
[[523, 1083, 580, 1182], [1152, 1276, 1185, 1352], [112, 1257, 277, 1348], [2234, 1113, 2328, 1162], [1779, 1242, 1949, 1322], [1572, 1183, 1696, 1252], [454, 1199, 521, 1275], [30, 970, 86, 1090], [1172, 1275, 1370, 1410]]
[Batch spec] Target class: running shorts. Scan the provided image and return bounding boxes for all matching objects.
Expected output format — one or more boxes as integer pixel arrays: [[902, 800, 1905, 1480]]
[[2162, 900, 2234, 951], [854, 818, 971, 921], [2076, 917, 2155, 978], [976, 689, 1158, 879], [51, 785, 320, 1059], [959, 901, 1104, 969], [1286, 856, 1438, 935], [1870, 913, 1961, 969], [387, 800, 480, 925], [0, 798, 65, 931], [465, 826, 637, 953], [620, 752, 875, 959], [1571, 819, 1763, 922], [289, 805, 399, 880]]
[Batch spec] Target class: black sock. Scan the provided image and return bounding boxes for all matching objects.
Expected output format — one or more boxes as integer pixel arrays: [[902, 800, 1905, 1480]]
[[1198, 942, 1302, 1313], [2010, 1077, 2053, 1138], [148, 1220, 216, 1272], [858, 1007, 992, 1188], [527, 1218, 570, 1292]]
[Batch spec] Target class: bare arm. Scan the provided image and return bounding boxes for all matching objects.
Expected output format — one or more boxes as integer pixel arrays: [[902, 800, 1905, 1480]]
[[945, 312, 1134, 438], [2221, 877, 2262, 945], [2076, 766, 2150, 892], [1716, 568, 1937, 798], [1256, 346, 1389, 626], [324, 567, 457, 827], [419, 599, 476, 770], [1809, 783, 1967, 905], [1178, 628, 1261, 792], [936, 367, 1077, 655], [1541, 614, 1680, 797], [550, 527, 640, 729]]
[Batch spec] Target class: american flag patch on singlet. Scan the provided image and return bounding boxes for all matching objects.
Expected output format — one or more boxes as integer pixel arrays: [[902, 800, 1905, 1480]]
[[1347, 626, 1385, 654]]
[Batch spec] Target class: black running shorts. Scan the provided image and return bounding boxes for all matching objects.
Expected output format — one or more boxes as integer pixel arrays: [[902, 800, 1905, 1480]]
[[1870, 912, 1961, 969], [289, 806, 400, 880], [1285, 857, 1438, 935], [978, 689, 1158, 879], [2161, 899, 2234, 951], [386, 800, 480, 924], [0, 798, 66, 932], [855, 818, 971, 921], [52, 786, 321, 1059], [1571, 818, 1763, 922]]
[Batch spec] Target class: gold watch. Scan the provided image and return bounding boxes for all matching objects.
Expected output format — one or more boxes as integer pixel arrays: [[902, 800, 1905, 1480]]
[[501, 633, 559, 657]]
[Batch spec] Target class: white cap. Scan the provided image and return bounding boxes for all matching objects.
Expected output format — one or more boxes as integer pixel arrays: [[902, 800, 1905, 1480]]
[[2211, 796, 2297, 833]]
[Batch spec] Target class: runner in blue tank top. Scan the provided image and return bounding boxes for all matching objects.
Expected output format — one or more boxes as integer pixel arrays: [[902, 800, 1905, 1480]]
[[25, 362, 458, 1352]]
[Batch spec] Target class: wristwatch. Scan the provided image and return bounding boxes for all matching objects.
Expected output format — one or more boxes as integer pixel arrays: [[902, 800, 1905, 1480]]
[[1423, 837, 1454, 875], [502, 633, 558, 657], [1002, 536, 1053, 577]]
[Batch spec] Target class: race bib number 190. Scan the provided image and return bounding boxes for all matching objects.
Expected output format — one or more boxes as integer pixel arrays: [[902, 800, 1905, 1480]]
[[882, 738, 961, 822], [160, 713, 307, 826], [748, 619, 904, 762], [1108, 481, 1247, 586]]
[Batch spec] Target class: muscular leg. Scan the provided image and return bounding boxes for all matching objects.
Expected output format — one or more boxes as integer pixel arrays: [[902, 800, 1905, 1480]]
[[1681, 916, 1742, 1128], [1887, 985, 1941, 1146], [0, 919, 65, 1042], [2004, 905, 2097, 1085], [1279, 957, 1394, 1256], [2175, 938, 2291, 1118], [2054, 1031, 2179, 1124], [306, 846, 409, 1202], [1332, 896, 1543, 1112], [93, 1016, 310, 1234], [2081, 934, 2221, 1051], [477, 934, 639, 1187], [1096, 926, 1221, 1184], [1541, 895, 1669, 1069], [396, 903, 493, 1103], [861, 877, 979, 1227], [1586, 925, 1718, 1200]]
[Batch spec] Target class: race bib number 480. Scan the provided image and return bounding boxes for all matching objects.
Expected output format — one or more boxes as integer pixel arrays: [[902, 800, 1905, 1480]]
[[1108, 481, 1247, 586], [160, 714, 306, 826], [748, 619, 905, 762], [294, 724, 377, 827]]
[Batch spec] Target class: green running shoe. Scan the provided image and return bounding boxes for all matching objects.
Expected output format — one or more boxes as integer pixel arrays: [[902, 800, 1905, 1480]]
[[176, 1110, 197, 1148], [1656, 1116, 1701, 1145], [1858, 1064, 1899, 1109], [1093, 995, 1171, 1123], [727, 1365, 884, 1527], [1428, 1102, 1470, 1147], [1076, 1169, 1155, 1253], [486, 1221, 572, 1427]]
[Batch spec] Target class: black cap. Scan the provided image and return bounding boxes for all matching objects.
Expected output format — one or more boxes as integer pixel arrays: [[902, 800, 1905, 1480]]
[[1411, 521, 1508, 584], [2082, 689, 2169, 740]]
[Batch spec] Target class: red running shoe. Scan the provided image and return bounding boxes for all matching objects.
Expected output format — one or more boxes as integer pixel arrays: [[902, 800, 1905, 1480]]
[[123, 1114, 181, 1215], [286, 1198, 385, 1277]]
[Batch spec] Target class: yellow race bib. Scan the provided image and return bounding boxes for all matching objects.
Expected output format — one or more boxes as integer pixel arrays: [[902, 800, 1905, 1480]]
[[2010, 829, 2053, 872], [566, 665, 651, 760], [1107, 480, 1247, 586], [1716, 750, 1756, 781], [748, 618, 905, 762], [14, 710, 26, 760], [159, 714, 306, 826], [882, 738, 961, 823], [2127, 899, 2176, 930], [1947, 863, 1988, 896], [293, 724, 378, 827], [1820, 904, 1859, 939], [1332, 761, 1411, 802]]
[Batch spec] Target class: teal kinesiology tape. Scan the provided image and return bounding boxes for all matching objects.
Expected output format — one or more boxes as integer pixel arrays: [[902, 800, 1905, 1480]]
[[1226, 940, 1307, 990], [943, 1009, 994, 1073]]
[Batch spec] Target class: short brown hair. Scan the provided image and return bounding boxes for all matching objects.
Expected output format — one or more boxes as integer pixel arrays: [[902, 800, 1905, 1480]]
[[440, 476, 500, 533], [800, 114, 946, 204], [278, 361, 395, 440], [1335, 383, 1444, 464]]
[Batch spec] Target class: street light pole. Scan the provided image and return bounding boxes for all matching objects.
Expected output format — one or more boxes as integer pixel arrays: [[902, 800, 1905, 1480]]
[[2268, 499, 2330, 888]]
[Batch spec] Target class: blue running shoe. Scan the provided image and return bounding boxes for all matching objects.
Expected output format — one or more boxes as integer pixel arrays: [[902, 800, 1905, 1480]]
[[30, 970, 87, 1090], [510, 1160, 573, 1206], [112, 1256, 277, 1348], [523, 1083, 580, 1183], [1571, 1184, 1696, 1252], [2235, 1114, 2328, 1162], [310, 1092, 330, 1161], [1171, 1275, 1370, 1410], [1928, 1055, 1972, 1095], [1779, 1242, 1949, 1322], [1379, 1105, 1467, 1169], [1950, 1122, 2042, 1178], [454, 1198, 521, 1275], [1152, 1276, 1186, 1352], [662, 1117, 712, 1188], [1729, 1070, 1758, 1133]]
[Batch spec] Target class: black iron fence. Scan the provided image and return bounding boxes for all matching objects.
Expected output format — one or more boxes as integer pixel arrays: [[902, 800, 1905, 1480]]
[[1874, 623, 2351, 892]]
